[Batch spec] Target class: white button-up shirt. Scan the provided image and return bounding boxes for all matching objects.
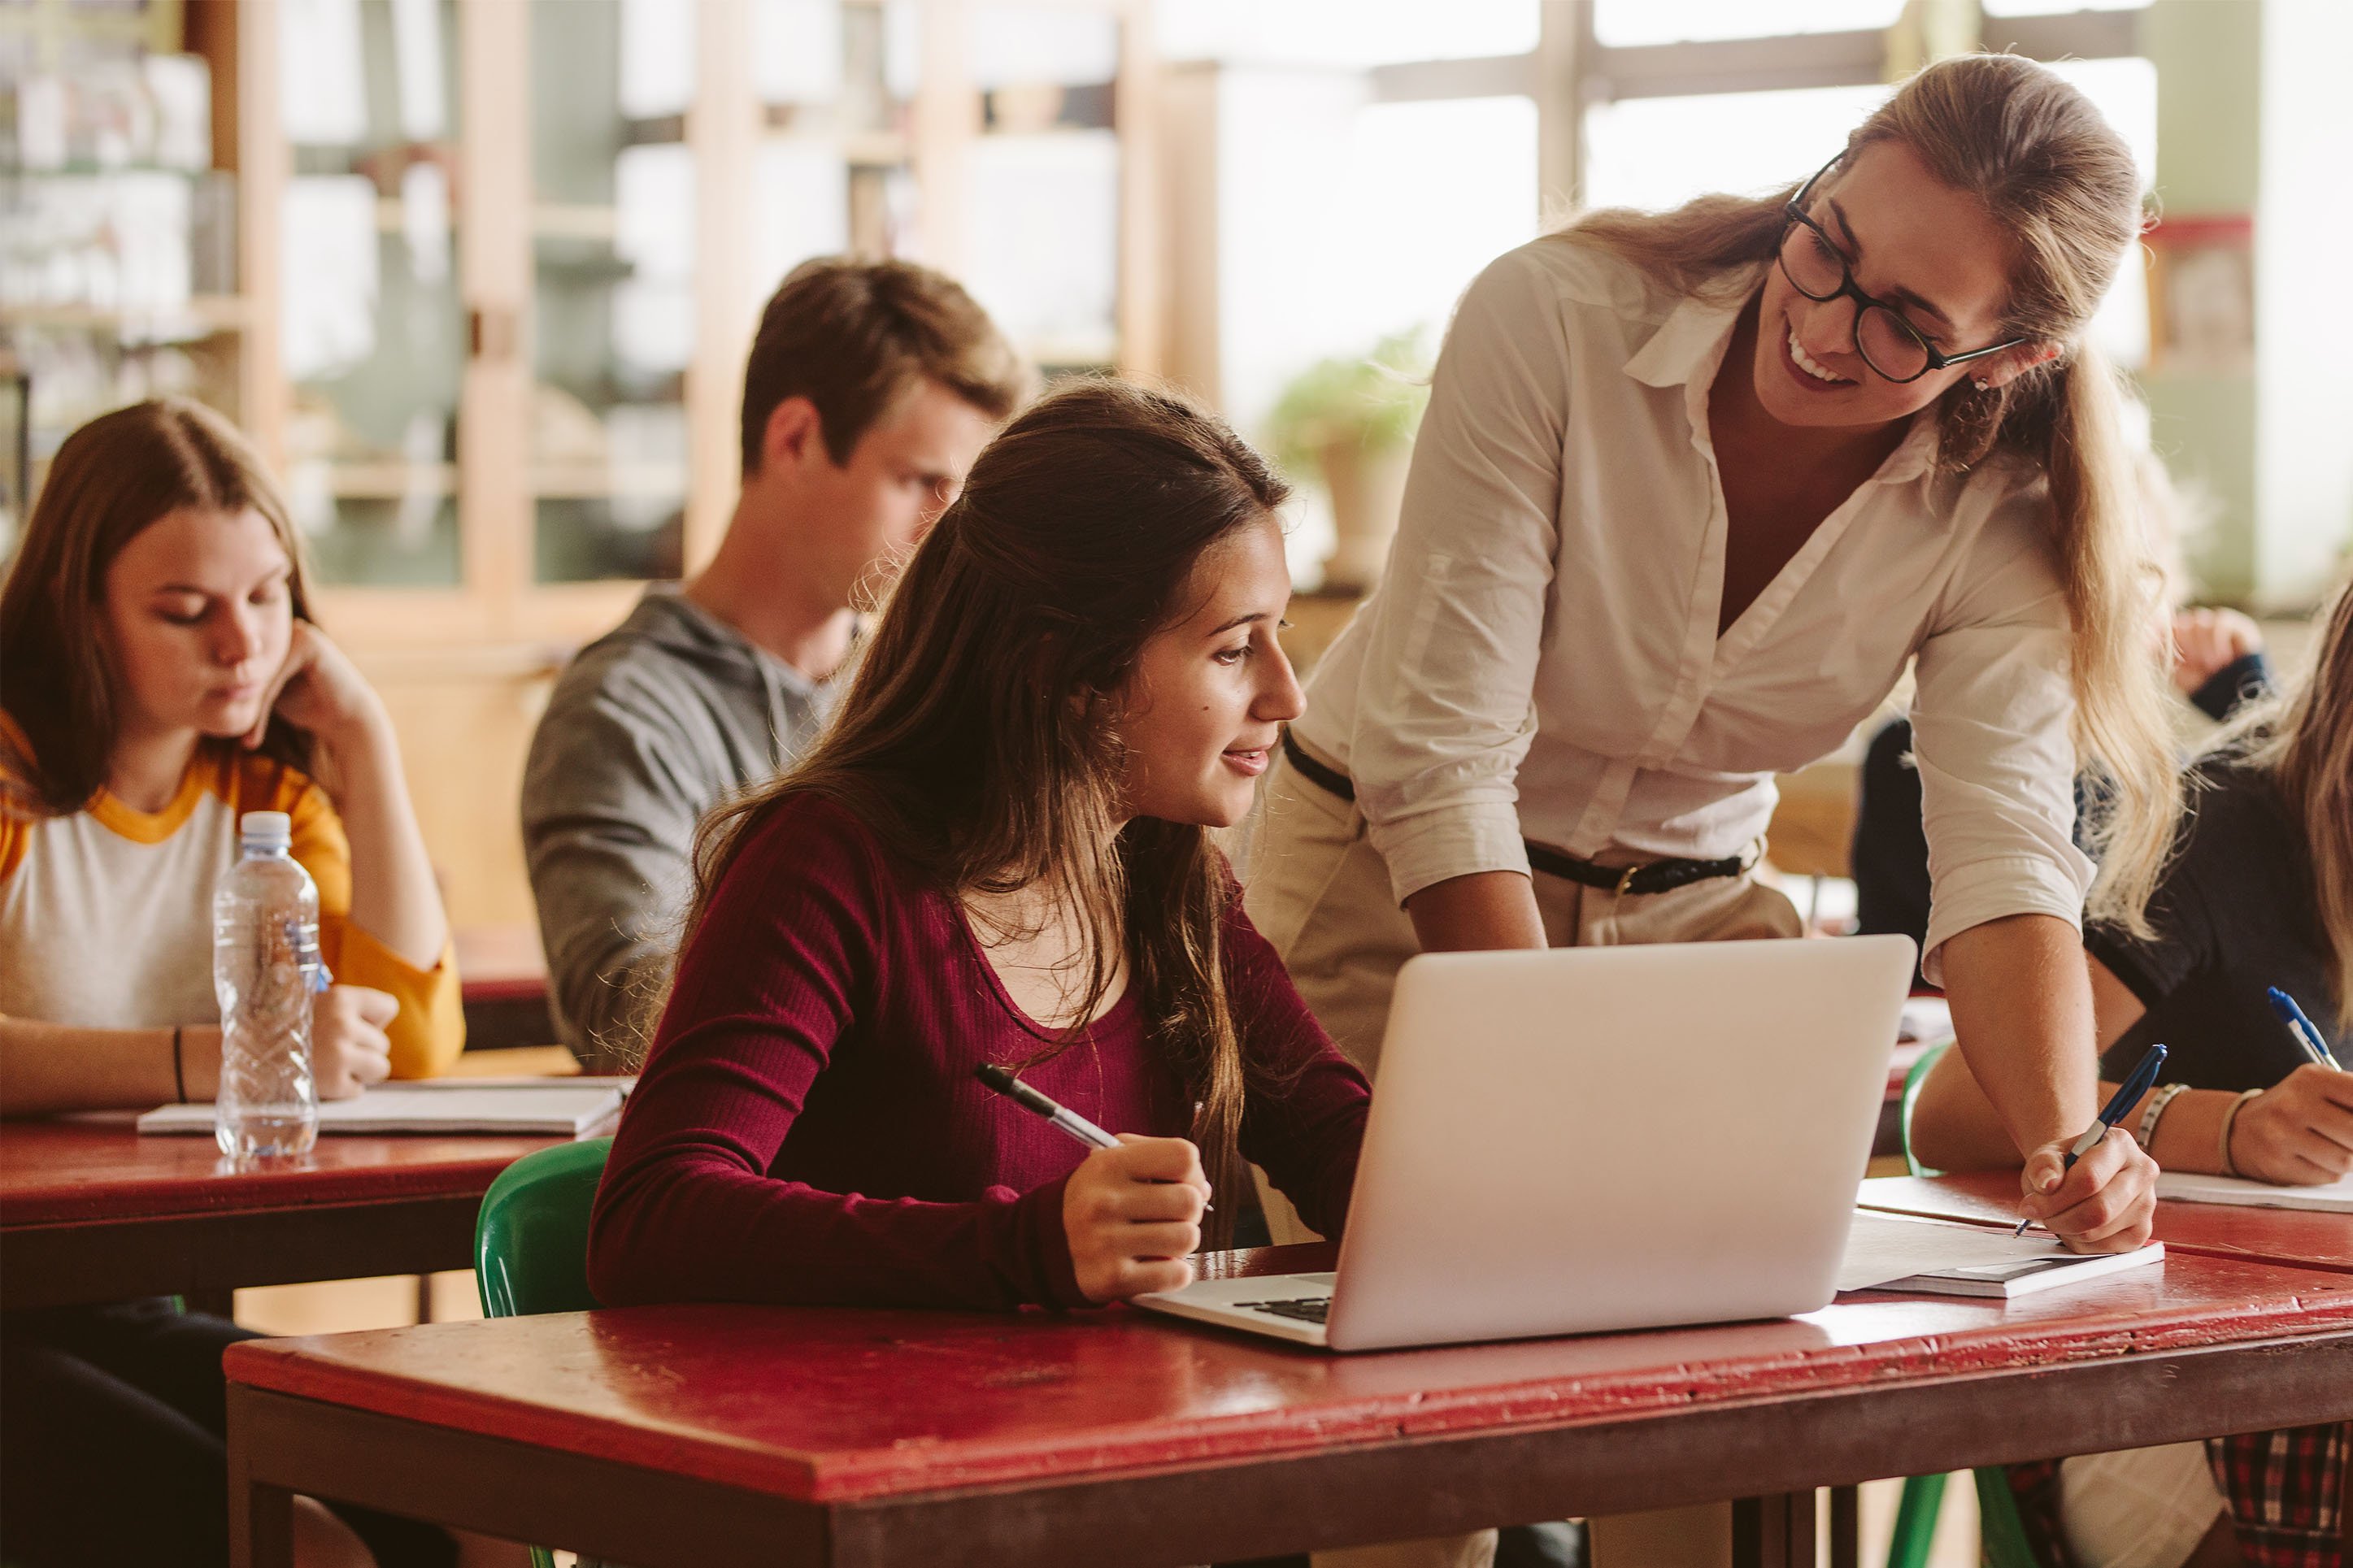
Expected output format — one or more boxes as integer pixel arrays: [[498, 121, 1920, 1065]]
[[1292, 238, 2094, 975]]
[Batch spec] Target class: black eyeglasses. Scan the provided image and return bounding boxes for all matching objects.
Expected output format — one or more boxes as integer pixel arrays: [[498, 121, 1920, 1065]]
[[1777, 156, 2030, 384]]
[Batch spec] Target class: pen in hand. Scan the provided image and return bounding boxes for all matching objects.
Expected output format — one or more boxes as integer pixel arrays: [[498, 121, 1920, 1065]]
[[2016, 1041, 2168, 1236], [2267, 986, 2344, 1072], [974, 1063, 1212, 1210]]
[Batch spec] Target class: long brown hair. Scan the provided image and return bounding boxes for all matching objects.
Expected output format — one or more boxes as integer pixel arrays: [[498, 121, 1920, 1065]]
[[2218, 582, 2353, 1027], [1565, 53, 2179, 933], [688, 379, 1290, 1239], [0, 398, 318, 817]]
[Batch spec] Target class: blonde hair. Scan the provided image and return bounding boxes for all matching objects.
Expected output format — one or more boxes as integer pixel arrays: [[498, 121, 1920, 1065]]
[[0, 399, 318, 817], [1564, 53, 2179, 932], [2216, 582, 2353, 1028]]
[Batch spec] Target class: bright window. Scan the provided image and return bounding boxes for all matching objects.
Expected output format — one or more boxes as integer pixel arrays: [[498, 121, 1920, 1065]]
[[1594, 0, 1901, 49], [1583, 84, 1891, 212], [1157, 0, 1537, 68]]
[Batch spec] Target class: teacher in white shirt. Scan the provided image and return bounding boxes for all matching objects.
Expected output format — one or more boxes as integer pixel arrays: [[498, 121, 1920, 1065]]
[[1251, 54, 2172, 1256]]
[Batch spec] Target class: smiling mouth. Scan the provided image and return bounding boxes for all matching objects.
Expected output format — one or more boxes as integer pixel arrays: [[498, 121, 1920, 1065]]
[[1786, 320, 1855, 386], [1222, 744, 1272, 775]]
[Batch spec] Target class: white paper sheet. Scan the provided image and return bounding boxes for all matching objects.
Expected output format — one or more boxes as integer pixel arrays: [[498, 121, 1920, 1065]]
[[139, 1081, 626, 1137], [2157, 1169, 2353, 1214]]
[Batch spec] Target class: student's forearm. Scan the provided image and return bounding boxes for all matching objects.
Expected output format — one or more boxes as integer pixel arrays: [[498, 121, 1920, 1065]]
[[1913, 1050, 2242, 1178], [1403, 870, 1547, 952], [0, 1017, 221, 1117], [320, 710, 448, 971], [1937, 914, 2099, 1157]]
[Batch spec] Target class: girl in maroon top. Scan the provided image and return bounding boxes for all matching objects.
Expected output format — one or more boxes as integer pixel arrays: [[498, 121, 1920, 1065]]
[[588, 380, 1371, 1312]]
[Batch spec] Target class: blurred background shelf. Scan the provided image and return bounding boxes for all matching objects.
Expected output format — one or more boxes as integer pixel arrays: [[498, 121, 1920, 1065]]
[[0, 294, 250, 339]]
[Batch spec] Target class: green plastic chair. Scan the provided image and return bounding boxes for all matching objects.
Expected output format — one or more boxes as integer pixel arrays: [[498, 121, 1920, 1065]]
[[476, 1136, 611, 1319], [475, 1137, 613, 1568], [1885, 1041, 2039, 1568]]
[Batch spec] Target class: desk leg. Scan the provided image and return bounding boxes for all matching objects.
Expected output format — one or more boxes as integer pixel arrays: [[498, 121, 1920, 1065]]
[[227, 1390, 295, 1568], [228, 1470, 295, 1568], [1733, 1493, 1815, 1568], [1829, 1485, 1859, 1568]]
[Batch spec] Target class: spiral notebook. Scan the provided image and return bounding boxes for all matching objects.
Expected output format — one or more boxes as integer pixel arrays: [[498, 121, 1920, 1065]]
[[137, 1078, 630, 1137]]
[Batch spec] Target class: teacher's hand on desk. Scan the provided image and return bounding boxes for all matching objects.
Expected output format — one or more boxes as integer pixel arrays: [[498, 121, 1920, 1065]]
[[2226, 1066, 2353, 1186], [312, 984, 395, 1100], [1063, 1135, 1211, 1303], [2016, 1127, 2159, 1253]]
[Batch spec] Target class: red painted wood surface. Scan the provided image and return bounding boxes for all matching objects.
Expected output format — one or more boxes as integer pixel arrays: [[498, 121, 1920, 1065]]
[[1859, 1173, 2353, 1275], [455, 923, 549, 1007], [224, 1244, 2353, 1507], [0, 1116, 559, 1227]]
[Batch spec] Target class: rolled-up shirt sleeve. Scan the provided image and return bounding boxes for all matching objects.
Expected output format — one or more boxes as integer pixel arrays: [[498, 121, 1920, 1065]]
[[1908, 491, 2094, 984], [1348, 248, 1570, 906]]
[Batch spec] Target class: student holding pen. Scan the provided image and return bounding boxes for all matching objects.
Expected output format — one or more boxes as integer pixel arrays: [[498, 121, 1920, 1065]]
[[1912, 576, 2352, 1568], [1913, 576, 2353, 1184], [589, 382, 1371, 1314]]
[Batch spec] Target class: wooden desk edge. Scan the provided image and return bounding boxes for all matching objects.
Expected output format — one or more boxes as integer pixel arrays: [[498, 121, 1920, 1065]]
[[223, 1286, 2353, 1507], [228, 1327, 2353, 1568]]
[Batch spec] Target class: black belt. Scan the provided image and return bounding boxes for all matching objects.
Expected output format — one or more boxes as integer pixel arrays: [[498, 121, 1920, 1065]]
[[1279, 732, 1753, 899]]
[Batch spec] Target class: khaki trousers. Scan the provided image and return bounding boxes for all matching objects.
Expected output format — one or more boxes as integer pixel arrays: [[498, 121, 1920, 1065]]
[[1243, 753, 1801, 1568], [1246, 753, 1802, 1079]]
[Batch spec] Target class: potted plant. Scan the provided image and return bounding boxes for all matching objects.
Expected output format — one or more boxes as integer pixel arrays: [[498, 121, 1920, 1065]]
[[1263, 329, 1429, 592]]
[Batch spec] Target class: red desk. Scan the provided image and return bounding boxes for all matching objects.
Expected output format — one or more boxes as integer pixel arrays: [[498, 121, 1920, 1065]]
[[455, 924, 558, 1053], [1859, 1171, 2353, 1275], [225, 1244, 2353, 1568], [0, 1117, 559, 1309]]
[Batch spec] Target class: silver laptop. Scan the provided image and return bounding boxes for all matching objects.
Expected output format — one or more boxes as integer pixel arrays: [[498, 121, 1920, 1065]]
[[1137, 936, 1916, 1352]]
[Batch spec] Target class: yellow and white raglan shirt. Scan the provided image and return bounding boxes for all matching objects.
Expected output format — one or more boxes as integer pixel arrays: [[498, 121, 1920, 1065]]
[[0, 724, 463, 1078]]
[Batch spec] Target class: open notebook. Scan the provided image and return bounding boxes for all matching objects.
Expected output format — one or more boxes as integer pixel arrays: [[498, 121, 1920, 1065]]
[[137, 1078, 631, 1137], [2157, 1169, 2353, 1214], [1839, 1210, 2165, 1298]]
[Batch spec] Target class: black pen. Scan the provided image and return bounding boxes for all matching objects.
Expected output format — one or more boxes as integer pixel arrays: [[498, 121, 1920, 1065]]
[[2016, 1042, 2167, 1236], [975, 1064, 1211, 1210]]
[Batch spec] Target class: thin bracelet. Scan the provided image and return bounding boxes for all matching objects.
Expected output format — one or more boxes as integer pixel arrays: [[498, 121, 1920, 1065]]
[[2138, 1082, 2190, 1150], [2216, 1088, 2263, 1177], [172, 1024, 188, 1104]]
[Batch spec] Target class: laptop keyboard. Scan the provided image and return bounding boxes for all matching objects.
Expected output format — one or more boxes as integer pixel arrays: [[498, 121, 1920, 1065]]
[[1235, 1297, 1331, 1325]]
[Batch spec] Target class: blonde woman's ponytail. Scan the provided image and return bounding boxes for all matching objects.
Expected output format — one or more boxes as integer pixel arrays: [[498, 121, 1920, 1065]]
[[2038, 345, 2179, 936]]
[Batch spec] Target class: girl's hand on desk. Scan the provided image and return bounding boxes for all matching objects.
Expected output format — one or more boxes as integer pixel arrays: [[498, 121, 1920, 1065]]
[[313, 985, 395, 1100], [2018, 1127, 2158, 1253], [1063, 1136, 1210, 1303], [2227, 1067, 2353, 1186]]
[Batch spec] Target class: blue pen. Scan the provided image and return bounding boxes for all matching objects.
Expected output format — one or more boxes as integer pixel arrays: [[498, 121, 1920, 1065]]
[[2266, 986, 2343, 1072], [2015, 1042, 2168, 1235]]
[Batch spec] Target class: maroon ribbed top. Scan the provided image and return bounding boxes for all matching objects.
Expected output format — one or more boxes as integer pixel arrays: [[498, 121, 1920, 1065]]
[[587, 793, 1369, 1311]]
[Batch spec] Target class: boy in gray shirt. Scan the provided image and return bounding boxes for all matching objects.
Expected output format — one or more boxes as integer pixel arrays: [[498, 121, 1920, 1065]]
[[524, 258, 1026, 1069]]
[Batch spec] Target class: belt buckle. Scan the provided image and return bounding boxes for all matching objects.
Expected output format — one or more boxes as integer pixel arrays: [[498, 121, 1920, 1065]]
[[1615, 864, 1643, 897]]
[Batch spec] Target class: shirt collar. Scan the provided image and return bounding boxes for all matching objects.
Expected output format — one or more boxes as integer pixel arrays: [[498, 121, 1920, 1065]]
[[1625, 264, 1943, 489], [1622, 278, 1752, 393]]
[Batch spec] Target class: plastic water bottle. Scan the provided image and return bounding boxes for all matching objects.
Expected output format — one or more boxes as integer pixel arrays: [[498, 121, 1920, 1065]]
[[213, 810, 324, 1161]]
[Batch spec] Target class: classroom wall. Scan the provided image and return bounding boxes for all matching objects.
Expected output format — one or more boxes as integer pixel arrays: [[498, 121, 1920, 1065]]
[[2251, 0, 2353, 603], [2143, 0, 2353, 610]]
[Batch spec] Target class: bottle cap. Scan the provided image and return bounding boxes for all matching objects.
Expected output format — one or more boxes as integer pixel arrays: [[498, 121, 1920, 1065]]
[[237, 810, 293, 849]]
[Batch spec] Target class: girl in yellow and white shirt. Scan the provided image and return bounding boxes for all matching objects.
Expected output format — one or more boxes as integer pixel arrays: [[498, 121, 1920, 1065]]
[[0, 401, 474, 1568], [1, 400, 461, 1113]]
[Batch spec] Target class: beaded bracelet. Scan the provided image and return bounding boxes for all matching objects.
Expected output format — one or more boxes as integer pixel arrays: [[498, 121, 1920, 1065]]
[[2216, 1088, 2264, 1178], [2137, 1082, 2190, 1150]]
